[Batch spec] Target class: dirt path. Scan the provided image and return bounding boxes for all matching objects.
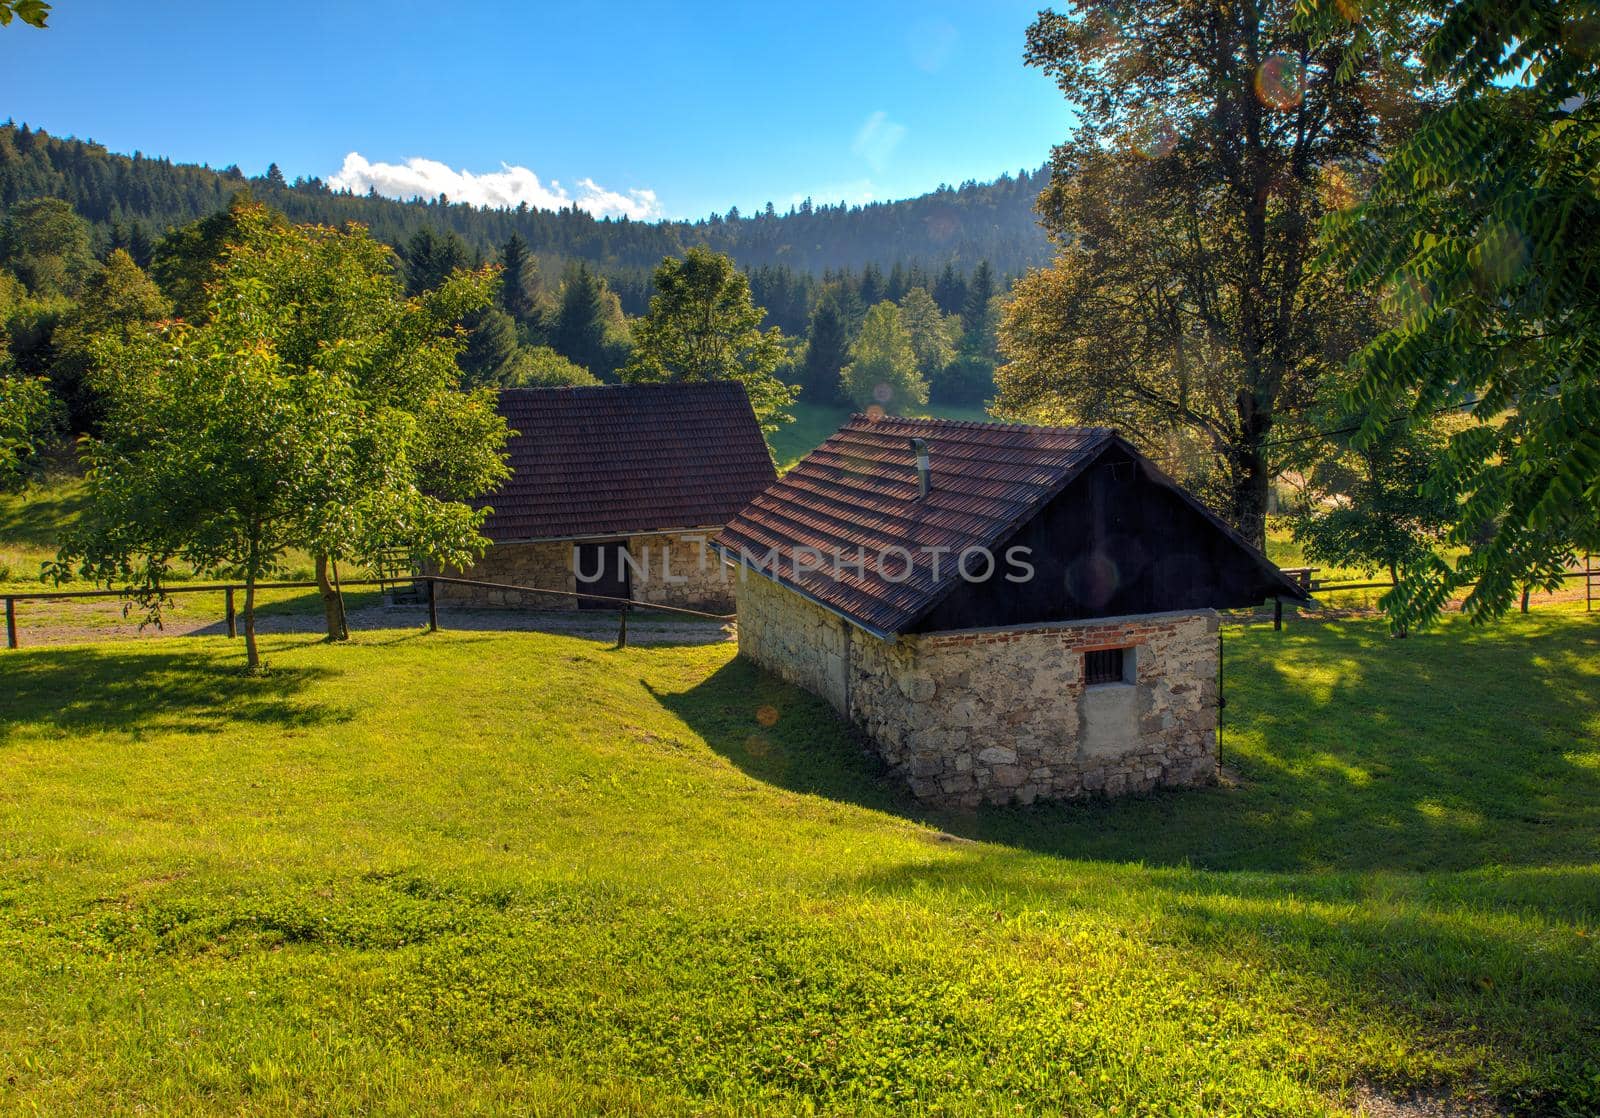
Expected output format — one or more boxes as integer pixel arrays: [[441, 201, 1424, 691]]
[[8, 602, 734, 649]]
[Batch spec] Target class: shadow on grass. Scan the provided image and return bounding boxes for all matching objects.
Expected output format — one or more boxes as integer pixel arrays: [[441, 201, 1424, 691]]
[[0, 643, 351, 740], [654, 617, 1600, 875]]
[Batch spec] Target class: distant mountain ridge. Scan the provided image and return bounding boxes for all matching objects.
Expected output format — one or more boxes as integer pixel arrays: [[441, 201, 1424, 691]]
[[0, 122, 1054, 278]]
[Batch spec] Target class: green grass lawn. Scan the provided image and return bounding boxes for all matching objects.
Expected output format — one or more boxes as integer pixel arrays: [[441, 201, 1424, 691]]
[[2, 612, 1598, 1114]]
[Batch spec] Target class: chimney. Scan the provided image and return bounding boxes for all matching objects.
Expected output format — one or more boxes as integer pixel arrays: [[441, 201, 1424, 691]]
[[910, 437, 930, 499]]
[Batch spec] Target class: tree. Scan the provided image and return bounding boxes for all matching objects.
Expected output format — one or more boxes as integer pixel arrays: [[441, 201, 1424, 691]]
[[622, 248, 798, 436], [502, 345, 600, 388], [151, 192, 281, 319], [995, 1, 1430, 547], [799, 296, 850, 402], [1304, 0, 1600, 624], [899, 286, 957, 385], [552, 264, 629, 379], [458, 305, 520, 388], [55, 205, 511, 668], [841, 301, 927, 413], [0, 367, 59, 492], [1287, 382, 1460, 637], [932, 262, 967, 316], [0, 197, 97, 298], [960, 261, 997, 357], [399, 227, 470, 296], [498, 233, 542, 325], [50, 249, 171, 432], [0, 1, 49, 30], [264, 162, 287, 189]]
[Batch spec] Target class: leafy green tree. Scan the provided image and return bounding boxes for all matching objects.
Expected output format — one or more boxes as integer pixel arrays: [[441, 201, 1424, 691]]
[[898, 286, 957, 385], [934, 353, 997, 407], [0, 0, 50, 28], [622, 248, 798, 436], [1288, 392, 1460, 638], [151, 192, 281, 319], [0, 197, 97, 298], [55, 205, 511, 667], [0, 366, 59, 492], [50, 249, 171, 432], [841, 301, 927, 413], [799, 296, 850, 402], [1304, 0, 1600, 624], [502, 345, 600, 388], [996, 1, 1430, 547]]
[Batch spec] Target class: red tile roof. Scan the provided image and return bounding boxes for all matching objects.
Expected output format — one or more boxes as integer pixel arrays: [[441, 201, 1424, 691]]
[[715, 413, 1303, 636], [478, 383, 776, 542], [716, 414, 1116, 635]]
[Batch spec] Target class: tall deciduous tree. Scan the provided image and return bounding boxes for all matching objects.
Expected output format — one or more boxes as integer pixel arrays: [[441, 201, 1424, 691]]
[[0, 365, 58, 492], [623, 248, 798, 437], [1305, 0, 1600, 624], [841, 301, 927, 413], [899, 286, 957, 386], [54, 205, 511, 668], [0, 197, 97, 298], [995, 1, 1430, 546]]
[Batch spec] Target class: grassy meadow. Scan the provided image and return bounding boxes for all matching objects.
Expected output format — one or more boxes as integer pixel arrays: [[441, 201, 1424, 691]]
[[2, 610, 1598, 1115]]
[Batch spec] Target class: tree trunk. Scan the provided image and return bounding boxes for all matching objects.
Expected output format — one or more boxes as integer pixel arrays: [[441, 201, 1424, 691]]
[[1520, 585, 1531, 613], [1389, 563, 1408, 639], [1232, 442, 1272, 551], [243, 572, 261, 671], [316, 552, 348, 642]]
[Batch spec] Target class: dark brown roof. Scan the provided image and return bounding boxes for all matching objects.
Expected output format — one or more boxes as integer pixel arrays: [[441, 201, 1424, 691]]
[[478, 383, 775, 542], [714, 413, 1302, 636]]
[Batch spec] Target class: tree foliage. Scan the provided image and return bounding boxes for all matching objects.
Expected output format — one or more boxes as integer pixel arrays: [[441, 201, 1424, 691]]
[[996, 0, 1431, 546], [54, 204, 510, 668], [1304, 0, 1600, 624], [841, 301, 927, 413], [623, 248, 798, 436], [50, 249, 170, 431], [0, 366, 58, 492]]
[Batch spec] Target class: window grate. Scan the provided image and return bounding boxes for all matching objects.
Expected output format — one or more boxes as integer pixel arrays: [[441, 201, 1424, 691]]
[[1084, 647, 1127, 686]]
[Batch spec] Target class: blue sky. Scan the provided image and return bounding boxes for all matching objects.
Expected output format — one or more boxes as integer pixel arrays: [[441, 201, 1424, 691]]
[[0, 1, 1071, 220]]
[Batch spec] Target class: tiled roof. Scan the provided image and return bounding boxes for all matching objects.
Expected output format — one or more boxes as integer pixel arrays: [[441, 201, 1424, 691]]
[[714, 413, 1304, 636], [478, 382, 776, 542], [715, 414, 1116, 636]]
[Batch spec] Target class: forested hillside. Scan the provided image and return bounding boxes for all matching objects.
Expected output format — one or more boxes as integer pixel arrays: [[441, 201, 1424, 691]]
[[0, 122, 1051, 282]]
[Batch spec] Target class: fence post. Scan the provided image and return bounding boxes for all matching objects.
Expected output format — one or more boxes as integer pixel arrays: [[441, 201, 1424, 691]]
[[5, 596, 16, 650], [225, 586, 237, 639], [428, 578, 439, 632], [1273, 596, 1283, 631], [616, 600, 629, 649]]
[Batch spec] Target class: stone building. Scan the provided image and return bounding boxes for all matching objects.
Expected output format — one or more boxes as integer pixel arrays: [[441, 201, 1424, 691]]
[[715, 415, 1305, 807], [435, 382, 774, 613]]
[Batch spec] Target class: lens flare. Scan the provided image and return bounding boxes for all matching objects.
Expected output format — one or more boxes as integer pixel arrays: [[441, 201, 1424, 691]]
[[1255, 54, 1304, 111], [865, 404, 886, 421], [755, 705, 779, 728]]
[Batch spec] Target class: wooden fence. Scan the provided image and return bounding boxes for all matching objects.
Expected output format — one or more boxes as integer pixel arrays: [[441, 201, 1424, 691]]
[[2, 574, 735, 651]]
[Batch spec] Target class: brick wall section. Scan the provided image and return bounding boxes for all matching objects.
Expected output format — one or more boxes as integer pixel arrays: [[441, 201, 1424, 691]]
[[735, 576, 1219, 806], [433, 532, 736, 613]]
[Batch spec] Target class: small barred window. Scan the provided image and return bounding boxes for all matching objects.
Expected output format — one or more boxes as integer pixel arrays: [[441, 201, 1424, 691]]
[[1084, 647, 1129, 686]]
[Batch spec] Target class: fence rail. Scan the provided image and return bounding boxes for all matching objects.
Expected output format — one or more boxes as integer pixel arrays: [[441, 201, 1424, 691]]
[[3, 561, 1592, 651], [3, 574, 735, 651]]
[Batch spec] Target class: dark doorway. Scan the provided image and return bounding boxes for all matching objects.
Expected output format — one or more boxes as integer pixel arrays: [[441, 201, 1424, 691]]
[[574, 541, 631, 609]]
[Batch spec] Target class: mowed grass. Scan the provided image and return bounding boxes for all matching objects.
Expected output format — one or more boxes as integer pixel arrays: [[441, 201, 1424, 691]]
[[771, 402, 994, 469], [2, 612, 1598, 1115]]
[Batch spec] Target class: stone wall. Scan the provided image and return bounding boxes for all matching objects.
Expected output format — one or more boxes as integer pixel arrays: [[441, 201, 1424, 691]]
[[735, 576, 1219, 806], [433, 532, 736, 613], [624, 533, 735, 614], [432, 541, 576, 608], [735, 569, 852, 712]]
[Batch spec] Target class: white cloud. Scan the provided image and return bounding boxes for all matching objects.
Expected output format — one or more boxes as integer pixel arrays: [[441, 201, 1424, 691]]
[[327, 152, 663, 221], [851, 111, 906, 173]]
